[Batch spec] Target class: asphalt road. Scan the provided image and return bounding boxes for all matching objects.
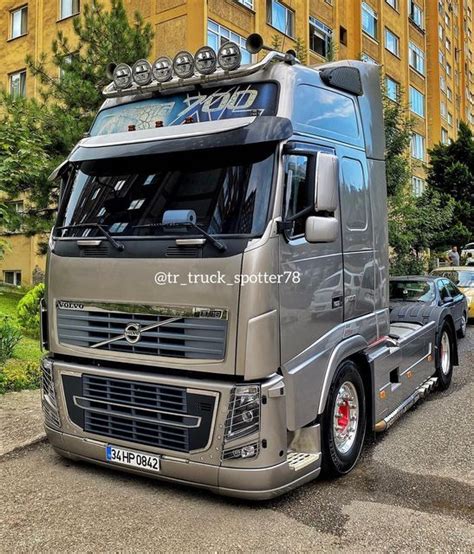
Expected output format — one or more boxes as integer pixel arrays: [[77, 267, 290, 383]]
[[1, 329, 473, 552]]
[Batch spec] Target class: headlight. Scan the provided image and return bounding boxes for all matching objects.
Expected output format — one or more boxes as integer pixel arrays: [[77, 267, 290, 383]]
[[224, 385, 260, 442], [217, 42, 242, 71], [113, 63, 133, 89], [152, 56, 173, 82], [173, 51, 195, 79], [132, 59, 152, 86], [195, 46, 217, 75]]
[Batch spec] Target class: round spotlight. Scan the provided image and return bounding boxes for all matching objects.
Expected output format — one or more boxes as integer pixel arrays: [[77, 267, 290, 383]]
[[195, 46, 217, 75], [173, 50, 195, 79], [113, 63, 133, 89], [152, 56, 173, 83], [217, 42, 242, 71], [132, 59, 152, 86]]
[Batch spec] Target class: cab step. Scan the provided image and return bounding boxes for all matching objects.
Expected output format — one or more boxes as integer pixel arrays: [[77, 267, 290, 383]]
[[374, 376, 438, 432], [287, 452, 320, 471]]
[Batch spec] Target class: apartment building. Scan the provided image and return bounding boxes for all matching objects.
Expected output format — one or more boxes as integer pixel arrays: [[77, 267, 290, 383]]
[[1, 0, 473, 285]]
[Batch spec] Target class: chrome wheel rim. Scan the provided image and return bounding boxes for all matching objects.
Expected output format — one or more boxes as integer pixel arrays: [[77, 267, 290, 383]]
[[461, 315, 467, 335], [333, 381, 359, 455], [440, 332, 450, 375]]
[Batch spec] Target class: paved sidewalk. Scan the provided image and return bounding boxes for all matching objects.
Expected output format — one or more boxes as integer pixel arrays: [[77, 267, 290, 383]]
[[0, 389, 45, 457]]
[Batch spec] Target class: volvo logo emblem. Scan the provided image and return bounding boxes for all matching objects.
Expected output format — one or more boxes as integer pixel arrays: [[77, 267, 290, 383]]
[[124, 323, 141, 344]]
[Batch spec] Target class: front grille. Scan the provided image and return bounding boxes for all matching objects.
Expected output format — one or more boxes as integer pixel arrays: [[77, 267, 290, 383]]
[[165, 246, 201, 258], [41, 361, 61, 429], [63, 374, 217, 453], [57, 307, 227, 359]]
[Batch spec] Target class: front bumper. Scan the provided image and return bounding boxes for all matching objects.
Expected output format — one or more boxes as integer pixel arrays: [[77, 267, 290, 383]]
[[45, 425, 320, 500], [42, 358, 321, 500]]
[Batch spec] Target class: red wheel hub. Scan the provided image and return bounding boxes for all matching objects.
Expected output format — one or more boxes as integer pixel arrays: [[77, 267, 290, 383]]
[[337, 402, 350, 429]]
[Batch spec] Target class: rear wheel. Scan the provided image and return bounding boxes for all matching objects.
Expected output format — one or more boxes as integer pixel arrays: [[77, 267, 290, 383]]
[[321, 360, 366, 477], [436, 322, 454, 390]]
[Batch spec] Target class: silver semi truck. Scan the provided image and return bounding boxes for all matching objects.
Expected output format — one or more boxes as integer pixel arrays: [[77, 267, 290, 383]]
[[41, 38, 456, 499]]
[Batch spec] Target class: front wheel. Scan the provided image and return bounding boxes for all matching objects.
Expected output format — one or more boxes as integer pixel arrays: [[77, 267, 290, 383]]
[[436, 322, 454, 390], [321, 360, 367, 477], [457, 312, 467, 339]]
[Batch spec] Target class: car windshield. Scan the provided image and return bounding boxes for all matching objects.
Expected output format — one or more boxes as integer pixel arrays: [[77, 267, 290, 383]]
[[432, 270, 474, 288], [56, 145, 275, 238], [389, 280, 435, 302]]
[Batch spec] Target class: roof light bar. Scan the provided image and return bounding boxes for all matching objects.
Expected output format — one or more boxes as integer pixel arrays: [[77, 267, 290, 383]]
[[195, 46, 217, 75], [217, 42, 241, 71], [132, 59, 152, 86], [173, 51, 195, 79]]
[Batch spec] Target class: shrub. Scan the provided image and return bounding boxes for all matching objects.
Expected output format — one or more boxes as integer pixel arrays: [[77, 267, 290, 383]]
[[17, 283, 44, 339], [0, 317, 22, 363], [0, 359, 41, 394]]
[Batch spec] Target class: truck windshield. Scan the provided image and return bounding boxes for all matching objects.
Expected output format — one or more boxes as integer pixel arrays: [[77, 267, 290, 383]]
[[57, 146, 275, 238]]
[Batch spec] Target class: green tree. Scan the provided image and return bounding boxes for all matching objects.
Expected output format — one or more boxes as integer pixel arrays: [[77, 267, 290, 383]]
[[0, 0, 153, 236], [294, 37, 308, 62], [426, 122, 474, 248]]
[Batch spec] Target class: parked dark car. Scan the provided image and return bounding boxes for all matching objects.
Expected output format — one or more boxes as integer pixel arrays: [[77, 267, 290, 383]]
[[389, 276, 468, 339]]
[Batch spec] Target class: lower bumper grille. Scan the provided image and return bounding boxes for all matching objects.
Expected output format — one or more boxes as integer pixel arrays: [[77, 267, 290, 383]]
[[41, 360, 61, 429], [62, 373, 217, 453]]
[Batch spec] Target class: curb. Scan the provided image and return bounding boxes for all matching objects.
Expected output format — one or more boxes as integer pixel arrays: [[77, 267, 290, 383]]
[[0, 432, 47, 461]]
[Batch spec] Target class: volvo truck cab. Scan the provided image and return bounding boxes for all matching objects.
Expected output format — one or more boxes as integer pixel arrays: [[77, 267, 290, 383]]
[[40, 37, 454, 499]]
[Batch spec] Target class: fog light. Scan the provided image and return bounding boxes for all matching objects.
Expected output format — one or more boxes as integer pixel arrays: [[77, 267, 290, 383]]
[[195, 46, 217, 75], [152, 56, 173, 83], [217, 42, 241, 71], [113, 63, 132, 89], [132, 59, 152, 86], [173, 51, 195, 79], [223, 442, 259, 460]]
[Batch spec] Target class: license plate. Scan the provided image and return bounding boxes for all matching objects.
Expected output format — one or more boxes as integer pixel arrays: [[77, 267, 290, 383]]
[[106, 445, 160, 472]]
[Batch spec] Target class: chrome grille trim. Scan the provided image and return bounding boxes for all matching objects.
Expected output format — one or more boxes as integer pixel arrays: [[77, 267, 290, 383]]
[[57, 305, 228, 359], [41, 361, 61, 429]]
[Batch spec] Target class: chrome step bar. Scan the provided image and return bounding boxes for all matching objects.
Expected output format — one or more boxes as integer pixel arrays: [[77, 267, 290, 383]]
[[374, 376, 438, 432]]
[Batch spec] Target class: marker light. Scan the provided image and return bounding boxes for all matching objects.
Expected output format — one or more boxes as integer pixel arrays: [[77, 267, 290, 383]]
[[132, 59, 152, 86], [113, 63, 132, 89], [173, 51, 195, 79], [195, 46, 217, 75], [217, 42, 242, 71], [152, 56, 173, 83]]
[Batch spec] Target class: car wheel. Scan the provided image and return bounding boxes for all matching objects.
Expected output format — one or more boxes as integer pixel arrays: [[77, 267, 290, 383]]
[[457, 312, 467, 339], [321, 360, 366, 477], [436, 322, 454, 390]]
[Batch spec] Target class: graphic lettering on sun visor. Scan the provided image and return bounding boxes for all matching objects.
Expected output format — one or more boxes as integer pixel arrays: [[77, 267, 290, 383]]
[[90, 83, 278, 136]]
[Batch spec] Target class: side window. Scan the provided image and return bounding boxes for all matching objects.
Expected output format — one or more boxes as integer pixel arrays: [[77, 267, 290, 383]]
[[444, 280, 459, 297], [283, 155, 311, 237], [341, 158, 368, 231], [437, 280, 450, 301]]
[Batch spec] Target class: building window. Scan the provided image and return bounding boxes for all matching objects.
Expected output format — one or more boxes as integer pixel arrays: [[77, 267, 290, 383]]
[[3, 271, 22, 286], [438, 24, 443, 39], [411, 177, 425, 197], [440, 75, 446, 92], [439, 50, 444, 65], [385, 28, 400, 56], [309, 17, 332, 58], [361, 53, 377, 64], [409, 1, 424, 29], [7, 200, 24, 213], [446, 62, 451, 76], [236, 0, 253, 8], [447, 112, 453, 125], [9, 70, 26, 97], [445, 13, 450, 27], [340, 26, 348, 46], [267, 0, 294, 37], [441, 100, 447, 118], [362, 3, 377, 39], [409, 42, 425, 75], [445, 37, 451, 51], [441, 128, 449, 144], [10, 5, 27, 39], [60, 0, 80, 20], [409, 86, 425, 117], [385, 76, 399, 101], [207, 20, 251, 64], [411, 133, 425, 161], [386, 0, 398, 10], [447, 87, 452, 101]]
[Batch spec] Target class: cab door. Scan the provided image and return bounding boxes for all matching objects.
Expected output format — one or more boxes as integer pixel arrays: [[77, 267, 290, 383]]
[[278, 143, 343, 364]]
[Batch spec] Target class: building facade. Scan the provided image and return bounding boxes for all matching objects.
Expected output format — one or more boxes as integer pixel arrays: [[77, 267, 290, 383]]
[[1, 0, 473, 285]]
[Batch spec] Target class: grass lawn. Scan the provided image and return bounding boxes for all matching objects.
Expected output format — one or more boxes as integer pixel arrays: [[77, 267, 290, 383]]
[[0, 286, 42, 393]]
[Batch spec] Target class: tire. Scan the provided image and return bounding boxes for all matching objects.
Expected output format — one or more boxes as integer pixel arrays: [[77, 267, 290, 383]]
[[435, 322, 454, 390], [321, 360, 367, 477], [457, 312, 467, 339]]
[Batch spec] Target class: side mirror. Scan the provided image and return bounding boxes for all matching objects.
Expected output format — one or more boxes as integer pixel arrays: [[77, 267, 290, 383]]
[[305, 216, 339, 243], [314, 153, 338, 212]]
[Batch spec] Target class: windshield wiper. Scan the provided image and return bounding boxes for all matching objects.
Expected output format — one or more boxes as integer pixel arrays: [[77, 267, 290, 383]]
[[133, 223, 227, 253], [54, 223, 125, 251]]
